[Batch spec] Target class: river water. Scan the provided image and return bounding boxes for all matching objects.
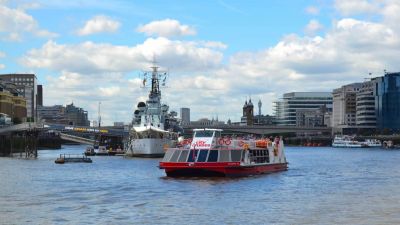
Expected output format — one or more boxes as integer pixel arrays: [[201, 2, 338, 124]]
[[1, 145, 400, 225]]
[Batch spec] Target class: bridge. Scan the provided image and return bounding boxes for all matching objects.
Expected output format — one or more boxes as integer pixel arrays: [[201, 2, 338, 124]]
[[182, 124, 332, 136], [0, 123, 45, 134], [0, 123, 128, 156]]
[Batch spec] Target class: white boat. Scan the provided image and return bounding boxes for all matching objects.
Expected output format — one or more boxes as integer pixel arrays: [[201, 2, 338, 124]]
[[125, 64, 179, 157], [332, 136, 382, 148], [332, 136, 364, 148], [362, 139, 382, 147]]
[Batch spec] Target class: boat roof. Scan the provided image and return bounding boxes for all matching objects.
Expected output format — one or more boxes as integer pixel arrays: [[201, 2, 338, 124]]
[[133, 125, 169, 133], [193, 128, 223, 132]]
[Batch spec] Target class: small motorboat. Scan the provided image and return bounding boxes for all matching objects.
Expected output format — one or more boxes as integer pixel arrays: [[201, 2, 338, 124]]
[[84, 146, 96, 156]]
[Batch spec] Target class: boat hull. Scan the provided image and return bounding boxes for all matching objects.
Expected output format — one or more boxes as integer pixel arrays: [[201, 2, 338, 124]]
[[159, 162, 288, 177], [125, 138, 173, 157]]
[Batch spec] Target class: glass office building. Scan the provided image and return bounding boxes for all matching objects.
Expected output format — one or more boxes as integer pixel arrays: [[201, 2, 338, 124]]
[[375, 72, 400, 131]]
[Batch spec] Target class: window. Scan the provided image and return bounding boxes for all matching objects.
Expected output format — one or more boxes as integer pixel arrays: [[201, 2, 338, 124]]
[[207, 150, 218, 162], [197, 150, 208, 162], [219, 150, 230, 162], [231, 150, 242, 161], [194, 130, 214, 137], [162, 149, 175, 162], [178, 150, 189, 162], [169, 150, 181, 162], [187, 150, 198, 162]]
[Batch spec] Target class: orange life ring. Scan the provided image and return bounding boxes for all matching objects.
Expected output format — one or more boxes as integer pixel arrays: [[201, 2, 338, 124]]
[[224, 138, 231, 145], [218, 138, 225, 145]]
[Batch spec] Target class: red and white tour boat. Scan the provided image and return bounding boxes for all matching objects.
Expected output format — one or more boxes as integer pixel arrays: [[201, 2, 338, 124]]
[[159, 128, 288, 177]]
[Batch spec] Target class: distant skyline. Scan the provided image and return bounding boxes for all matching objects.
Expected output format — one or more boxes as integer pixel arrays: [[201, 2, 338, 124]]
[[1, 0, 399, 125]]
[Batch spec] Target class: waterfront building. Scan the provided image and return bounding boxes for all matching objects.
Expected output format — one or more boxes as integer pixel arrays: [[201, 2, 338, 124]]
[[190, 118, 224, 126], [375, 72, 400, 131], [66, 103, 90, 126], [241, 99, 254, 125], [0, 81, 27, 122], [332, 83, 362, 130], [37, 105, 67, 124], [254, 114, 275, 125], [295, 106, 329, 127], [38, 103, 89, 126], [356, 80, 377, 128], [274, 92, 332, 126], [0, 83, 26, 120], [180, 108, 190, 125], [0, 74, 39, 121]]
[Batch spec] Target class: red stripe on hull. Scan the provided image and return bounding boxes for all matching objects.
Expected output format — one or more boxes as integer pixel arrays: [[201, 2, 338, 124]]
[[159, 162, 288, 177]]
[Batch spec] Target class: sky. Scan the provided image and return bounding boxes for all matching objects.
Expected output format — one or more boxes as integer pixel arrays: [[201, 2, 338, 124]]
[[1, 0, 400, 125]]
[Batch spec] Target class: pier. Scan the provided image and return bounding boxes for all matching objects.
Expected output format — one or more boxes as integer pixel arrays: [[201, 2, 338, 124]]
[[0, 123, 41, 158]]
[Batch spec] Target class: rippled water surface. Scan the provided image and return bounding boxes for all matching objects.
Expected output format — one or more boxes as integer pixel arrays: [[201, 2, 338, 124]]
[[1, 145, 400, 224]]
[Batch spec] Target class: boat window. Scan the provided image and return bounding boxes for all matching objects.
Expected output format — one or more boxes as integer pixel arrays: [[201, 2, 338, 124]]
[[197, 150, 209, 162], [219, 150, 230, 162], [169, 150, 181, 162], [187, 150, 199, 162], [178, 150, 189, 162], [207, 150, 218, 162], [231, 150, 242, 162], [162, 149, 174, 162], [195, 130, 214, 138]]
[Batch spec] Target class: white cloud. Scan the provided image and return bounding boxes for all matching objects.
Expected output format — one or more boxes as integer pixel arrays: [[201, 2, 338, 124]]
[[19, 1, 400, 124], [0, 64, 4, 69], [0, 51, 5, 57], [0, 4, 57, 41], [77, 15, 121, 36], [334, 0, 379, 16], [136, 19, 196, 38], [305, 6, 320, 15], [21, 37, 224, 74], [304, 19, 324, 35]]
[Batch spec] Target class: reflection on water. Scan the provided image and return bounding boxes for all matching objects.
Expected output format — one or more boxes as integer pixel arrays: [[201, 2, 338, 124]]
[[1, 145, 400, 224]]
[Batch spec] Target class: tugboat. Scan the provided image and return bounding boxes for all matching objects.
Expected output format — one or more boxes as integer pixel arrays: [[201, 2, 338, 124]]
[[125, 63, 180, 157], [159, 128, 288, 177]]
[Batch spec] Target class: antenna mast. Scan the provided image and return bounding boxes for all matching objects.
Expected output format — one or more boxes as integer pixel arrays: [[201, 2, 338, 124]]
[[98, 101, 101, 127]]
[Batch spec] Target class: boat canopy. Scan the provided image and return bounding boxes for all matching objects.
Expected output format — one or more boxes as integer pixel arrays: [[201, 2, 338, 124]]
[[133, 125, 169, 133]]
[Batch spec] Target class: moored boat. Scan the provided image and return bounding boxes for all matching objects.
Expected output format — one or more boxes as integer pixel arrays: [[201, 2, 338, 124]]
[[84, 146, 96, 156], [55, 154, 92, 164], [125, 63, 180, 157], [159, 128, 288, 177], [332, 136, 363, 148], [332, 135, 382, 148]]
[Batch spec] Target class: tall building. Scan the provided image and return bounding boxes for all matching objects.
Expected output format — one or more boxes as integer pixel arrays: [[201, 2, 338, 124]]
[[241, 99, 254, 125], [356, 80, 377, 127], [0, 74, 38, 121], [375, 72, 400, 131], [332, 83, 362, 128], [180, 108, 190, 125], [37, 85, 43, 107], [274, 92, 332, 126]]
